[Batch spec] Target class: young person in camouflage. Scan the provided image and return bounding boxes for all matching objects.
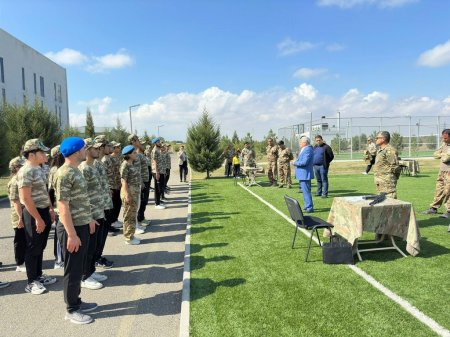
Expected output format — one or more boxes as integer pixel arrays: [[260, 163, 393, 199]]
[[120, 145, 141, 245], [165, 144, 172, 191], [277, 141, 293, 188], [79, 139, 108, 290], [374, 131, 400, 199], [160, 144, 169, 200], [8, 156, 26, 273], [102, 140, 120, 236], [56, 136, 98, 324], [18, 139, 57, 295], [178, 145, 188, 182], [152, 137, 166, 209], [110, 141, 123, 228], [266, 138, 279, 186]]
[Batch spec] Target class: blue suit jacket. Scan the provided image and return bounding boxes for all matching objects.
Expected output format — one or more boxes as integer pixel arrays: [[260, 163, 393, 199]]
[[294, 145, 314, 180]]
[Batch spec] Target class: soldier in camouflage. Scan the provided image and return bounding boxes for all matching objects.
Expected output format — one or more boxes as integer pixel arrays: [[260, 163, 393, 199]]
[[152, 138, 166, 209], [266, 138, 279, 186], [110, 141, 123, 228], [373, 131, 400, 199], [423, 129, 450, 219], [241, 142, 256, 167], [277, 141, 293, 188], [55, 136, 98, 324], [8, 157, 26, 273], [120, 145, 141, 245], [18, 138, 57, 295], [363, 137, 377, 175]]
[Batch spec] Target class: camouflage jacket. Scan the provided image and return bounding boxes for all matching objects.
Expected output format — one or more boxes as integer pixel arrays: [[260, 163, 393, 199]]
[[241, 147, 256, 167], [17, 162, 50, 209], [94, 159, 113, 210], [433, 142, 450, 172], [8, 175, 22, 228], [79, 162, 105, 220], [266, 144, 279, 162], [374, 144, 400, 180], [278, 147, 293, 164]]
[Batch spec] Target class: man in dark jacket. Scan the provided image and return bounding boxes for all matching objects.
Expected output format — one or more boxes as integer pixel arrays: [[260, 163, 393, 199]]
[[313, 135, 334, 198]]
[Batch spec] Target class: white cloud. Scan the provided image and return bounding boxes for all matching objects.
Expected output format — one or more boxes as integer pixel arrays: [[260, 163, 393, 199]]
[[45, 48, 88, 65], [277, 38, 319, 56], [86, 49, 134, 73], [317, 0, 417, 8], [69, 85, 450, 141], [417, 40, 450, 68], [294, 67, 328, 79]]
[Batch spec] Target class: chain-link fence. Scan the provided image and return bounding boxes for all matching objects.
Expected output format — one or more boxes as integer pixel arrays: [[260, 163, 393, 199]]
[[278, 115, 450, 159]]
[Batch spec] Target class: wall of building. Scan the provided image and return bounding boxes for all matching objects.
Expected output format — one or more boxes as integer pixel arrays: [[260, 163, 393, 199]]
[[0, 28, 69, 128]]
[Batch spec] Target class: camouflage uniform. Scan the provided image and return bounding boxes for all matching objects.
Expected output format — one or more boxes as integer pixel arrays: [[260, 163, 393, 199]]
[[78, 162, 105, 221], [17, 163, 51, 209], [373, 144, 399, 199], [266, 143, 279, 185], [241, 147, 256, 167], [278, 147, 293, 187], [430, 142, 450, 211], [120, 160, 140, 240], [41, 164, 50, 185], [8, 175, 21, 228]]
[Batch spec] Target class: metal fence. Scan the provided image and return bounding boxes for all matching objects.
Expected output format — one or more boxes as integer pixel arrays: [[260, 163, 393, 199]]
[[278, 115, 450, 159]]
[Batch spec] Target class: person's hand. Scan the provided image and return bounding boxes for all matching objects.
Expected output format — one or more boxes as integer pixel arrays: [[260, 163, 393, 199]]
[[36, 218, 46, 234], [49, 208, 56, 223], [17, 219, 24, 229], [67, 234, 81, 253], [89, 219, 98, 234]]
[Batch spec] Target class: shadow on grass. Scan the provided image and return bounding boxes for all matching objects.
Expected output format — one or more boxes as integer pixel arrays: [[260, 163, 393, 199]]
[[191, 192, 224, 203], [191, 225, 224, 234], [190, 255, 235, 271], [417, 236, 450, 258], [192, 211, 240, 226], [416, 217, 449, 229], [189, 242, 229, 254], [190, 277, 246, 301]]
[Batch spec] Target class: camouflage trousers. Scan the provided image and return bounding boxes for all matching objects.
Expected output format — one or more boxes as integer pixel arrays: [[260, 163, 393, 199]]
[[121, 188, 139, 240], [278, 162, 292, 187], [267, 160, 278, 184], [430, 171, 450, 210], [374, 175, 397, 199]]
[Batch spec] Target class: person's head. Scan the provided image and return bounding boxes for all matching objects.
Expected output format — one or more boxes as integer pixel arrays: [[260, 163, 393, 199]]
[[94, 135, 108, 156], [161, 144, 167, 152], [315, 135, 324, 146], [180, 145, 185, 151], [278, 140, 285, 149], [50, 152, 65, 168], [110, 141, 122, 155], [299, 136, 310, 148], [367, 136, 373, 143], [152, 137, 161, 148], [60, 137, 86, 164], [244, 142, 250, 149], [104, 142, 113, 155], [375, 131, 390, 146], [9, 156, 25, 175], [441, 129, 450, 144], [122, 145, 136, 161], [84, 138, 101, 160], [22, 139, 50, 165], [267, 138, 274, 146]]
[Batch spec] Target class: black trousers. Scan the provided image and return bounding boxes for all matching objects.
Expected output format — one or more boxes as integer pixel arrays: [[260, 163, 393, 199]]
[[82, 219, 101, 281], [366, 156, 376, 173], [23, 207, 51, 283], [233, 164, 241, 177], [13, 227, 26, 266], [148, 167, 152, 188], [152, 173, 164, 205], [165, 169, 170, 188], [95, 214, 108, 261], [179, 162, 188, 181], [111, 189, 122, 223], [225, 162, 232, 177], [138, 181, 150, 222], [61, 224, 89, 313]]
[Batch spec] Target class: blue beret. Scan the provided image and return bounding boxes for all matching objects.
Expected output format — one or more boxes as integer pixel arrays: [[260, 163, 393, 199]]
[[60, 137, 85, 158], [152, 137, 160, 144], [122, 145, 135, 155]]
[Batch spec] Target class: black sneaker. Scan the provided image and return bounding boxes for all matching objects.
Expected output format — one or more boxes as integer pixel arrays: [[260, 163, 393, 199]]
[[422, 208, 438, 215], [101, 257, 114, 268], [440, 211, 450, 219], [79, 301, 98, 313], [37, 274, 57, 285], [108, 227, 119, 236], [95, 258, 113, 269]]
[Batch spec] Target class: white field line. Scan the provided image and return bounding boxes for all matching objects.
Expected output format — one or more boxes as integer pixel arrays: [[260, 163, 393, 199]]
[[238, 182, 450, 337], [179, 179, 192, 337]]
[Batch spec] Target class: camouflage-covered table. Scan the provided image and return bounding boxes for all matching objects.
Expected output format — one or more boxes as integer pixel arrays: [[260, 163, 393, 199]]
[[327, 196, 420, 260], [241, 166, 261, 187]]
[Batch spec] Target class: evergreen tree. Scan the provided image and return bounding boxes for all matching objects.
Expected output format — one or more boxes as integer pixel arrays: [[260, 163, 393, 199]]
[[109, 118, 130, 146], [232, 130, 239, 145], [3, 99, 61, 159], [143, 130, 151, 145], [390, 132, 403, 156], [62, 125, 81, 138], [85, 108, 95, 138], [186, 110, 222, 178], [265, 129, 277, 142], [0, 107, 9, 173]]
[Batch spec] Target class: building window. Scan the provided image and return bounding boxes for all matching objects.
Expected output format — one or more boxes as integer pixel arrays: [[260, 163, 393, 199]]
[[0, 57, 4, 83], [54, 82, 57, 101], [59, 107, 62, 126], [40, 76, 45, 97], [58, 85, 62, 103], [22, 67, 25, 90], [33, 73, 37, 94]]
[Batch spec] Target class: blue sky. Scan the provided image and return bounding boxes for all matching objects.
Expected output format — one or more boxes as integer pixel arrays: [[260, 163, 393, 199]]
[[1, 0, 450, 140]]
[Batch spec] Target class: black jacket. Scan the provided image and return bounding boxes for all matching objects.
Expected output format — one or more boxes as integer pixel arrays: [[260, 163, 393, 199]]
[[314, 143, 334, 169]]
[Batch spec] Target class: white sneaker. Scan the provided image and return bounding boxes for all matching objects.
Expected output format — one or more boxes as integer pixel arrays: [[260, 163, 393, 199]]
[[54, 261, 64, 269], [125, 238, 141, 245], [81, 277, 103, 290], [135, 227, 145, 234], [25, 281, 46, 294], [155, 205, 166, 210], [90, 272, 108, 282], [362, 172, 368, 175], [140, 219, 151, 227], [112, 221, 123, 229], [16, 264, 26, 272]]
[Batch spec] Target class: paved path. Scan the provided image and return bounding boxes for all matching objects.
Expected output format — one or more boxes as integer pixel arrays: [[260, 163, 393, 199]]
[[0, 155, 188, 336]]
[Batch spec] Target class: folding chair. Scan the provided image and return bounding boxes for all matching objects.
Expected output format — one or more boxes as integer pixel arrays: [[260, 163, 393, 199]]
[[284, 195, 334, 262]]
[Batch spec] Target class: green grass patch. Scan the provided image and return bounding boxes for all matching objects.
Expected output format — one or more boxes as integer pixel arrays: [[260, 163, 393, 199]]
[[189, 168, 449, 336], [0, 176, 9, 199]]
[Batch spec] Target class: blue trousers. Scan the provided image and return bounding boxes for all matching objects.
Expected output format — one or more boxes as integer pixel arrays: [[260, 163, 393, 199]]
[[300, 180, 313, 212], [313, 165, 329, 196]]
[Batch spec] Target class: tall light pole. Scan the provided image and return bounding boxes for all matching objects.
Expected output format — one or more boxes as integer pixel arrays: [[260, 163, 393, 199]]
[[129, 104, 140, 133], [337, 110, 341, 154], [157, 124, 164, 137]]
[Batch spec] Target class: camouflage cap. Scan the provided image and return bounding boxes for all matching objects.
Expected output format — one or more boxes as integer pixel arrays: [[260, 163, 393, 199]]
[[110, 141, 121, 147], [23, 139, 49, 152], [9, 156, 25, 170], [50, 145, 61, 157], [94, 135, 108, 146], [138, 136, 147, 145], [128, 134, 139, 143], [367, 137, 373, 141], [85, 138, 102, 149]]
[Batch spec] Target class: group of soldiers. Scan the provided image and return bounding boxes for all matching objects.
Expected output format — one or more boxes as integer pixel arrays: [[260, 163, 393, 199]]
[[1, 134, 176, 324]]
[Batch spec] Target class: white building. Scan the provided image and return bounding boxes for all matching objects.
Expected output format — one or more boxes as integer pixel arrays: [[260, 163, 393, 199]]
[[0, 28, 69, 127]]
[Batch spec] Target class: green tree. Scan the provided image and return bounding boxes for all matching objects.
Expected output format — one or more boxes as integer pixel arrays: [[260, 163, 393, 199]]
[[0, 107, 9, 173], [142, 131, 152, 145], [264, 129, 277, 142], [62, 125, 81, 138], [107, 118, 130, 146], [3, 100, 61, 159], [390, 132, 403, 156], [186, 110, 222, 178], [330, 134, 348, 154], [231, 130, 239, 145], [85, 108, 95, 138], [352, 135, 360, 151]]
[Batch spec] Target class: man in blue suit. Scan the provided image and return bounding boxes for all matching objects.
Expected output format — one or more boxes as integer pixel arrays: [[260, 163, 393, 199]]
[[294, 136, 314, 213]]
